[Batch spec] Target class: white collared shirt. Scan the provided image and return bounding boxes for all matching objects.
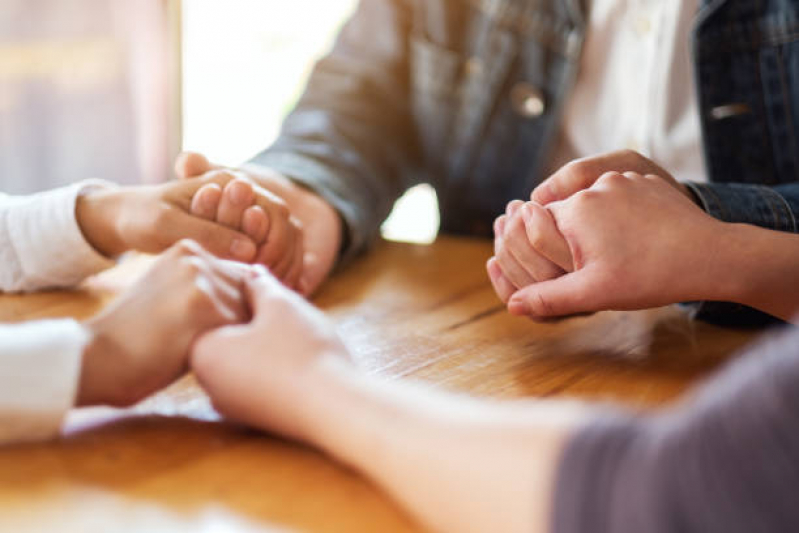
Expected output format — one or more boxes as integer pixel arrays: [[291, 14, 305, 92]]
[[549, 0, 705, 183], [0, 182, 115, 444]]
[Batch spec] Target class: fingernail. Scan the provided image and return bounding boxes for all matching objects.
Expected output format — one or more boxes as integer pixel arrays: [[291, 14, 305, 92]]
[[508, 296, 531, 316], [200, 186, 220, 210], [230, 181, 250, 205], [230, 239, 256, 261], [521, 204, 534, 224]]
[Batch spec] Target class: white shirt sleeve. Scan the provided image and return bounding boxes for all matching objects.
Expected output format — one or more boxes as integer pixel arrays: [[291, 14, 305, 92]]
[[0, 320, 88, 445], [0, 180, 117, 292]]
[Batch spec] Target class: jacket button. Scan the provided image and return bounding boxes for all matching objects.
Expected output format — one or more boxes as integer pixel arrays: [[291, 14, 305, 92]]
[[510, 82, 545, 118]]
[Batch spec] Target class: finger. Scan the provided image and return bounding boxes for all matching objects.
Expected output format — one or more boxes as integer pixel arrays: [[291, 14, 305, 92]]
[[173, 240, 253, 291], [217, 179, 255, 229], [203, 270, 249, 323], [522, 203, 574, 272], [190, 183, 223, 221], [506, 200, 524, 218], [508, 270, 598, 320], [531, 161, 595, 205], [242, 205, 269, 245], [496, 235, 535, 289], [174, 152, 219, 179], [282, 222, 305, 289], [242, 267, 295, 320], [256, 204, 294, 271], [487, 257, 515, 304], [180, 253, 248, 328], [493, 216, 507, 255], [503, 211, 564, 282], [193, 273, 247, 326], [267, 220, 298, 280], [169, 211, 257, 262]]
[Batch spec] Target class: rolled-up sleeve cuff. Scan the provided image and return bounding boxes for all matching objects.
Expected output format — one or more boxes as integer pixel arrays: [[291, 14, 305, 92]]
[[685, 182, 798, 233]]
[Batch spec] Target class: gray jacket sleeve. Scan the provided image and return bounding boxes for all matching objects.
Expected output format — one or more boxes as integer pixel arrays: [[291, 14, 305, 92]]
[[249, 0, 422, 264], [553, 324, 799, 533]]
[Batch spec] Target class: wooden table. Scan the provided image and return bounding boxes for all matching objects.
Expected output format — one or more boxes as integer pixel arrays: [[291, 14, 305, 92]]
[[0, 236, 760, 533]]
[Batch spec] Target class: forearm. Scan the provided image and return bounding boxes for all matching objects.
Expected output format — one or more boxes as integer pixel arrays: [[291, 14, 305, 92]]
[[298, 362, 583, 533], [710, 223, 799, 322]]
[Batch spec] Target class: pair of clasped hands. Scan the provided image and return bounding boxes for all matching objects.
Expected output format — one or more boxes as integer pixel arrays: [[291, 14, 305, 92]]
[[75, 151, 340, 423], [488, 149, 722, 321]]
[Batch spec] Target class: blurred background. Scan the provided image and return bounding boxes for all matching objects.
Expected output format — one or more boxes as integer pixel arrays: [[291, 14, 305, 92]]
[[0, 0, 438, 242]]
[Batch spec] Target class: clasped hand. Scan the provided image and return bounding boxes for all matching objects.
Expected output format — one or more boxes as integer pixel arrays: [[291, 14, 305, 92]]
[[489, 150, 725, 320]]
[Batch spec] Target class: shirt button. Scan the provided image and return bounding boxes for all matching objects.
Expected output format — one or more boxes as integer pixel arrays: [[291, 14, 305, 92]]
[[463, 57, 484, 77], [510, 82, 546, 119], [625, 138, 642, 152], [633, 16, 652, 36]]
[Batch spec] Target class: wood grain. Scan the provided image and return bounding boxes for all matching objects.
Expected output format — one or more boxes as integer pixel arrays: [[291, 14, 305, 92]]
[[0, 237, 760, 532]]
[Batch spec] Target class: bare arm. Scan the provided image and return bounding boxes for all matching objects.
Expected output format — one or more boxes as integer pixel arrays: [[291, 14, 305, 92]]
[[191, 271, 585, 533]]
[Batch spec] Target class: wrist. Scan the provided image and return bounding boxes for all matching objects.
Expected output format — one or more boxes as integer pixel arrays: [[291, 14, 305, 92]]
[[292, 355, 362, 446], [75, 189, 127, 258], [701, 222, 757, 305], [78, 316, 132, 407], [76, 319, 111, 406]]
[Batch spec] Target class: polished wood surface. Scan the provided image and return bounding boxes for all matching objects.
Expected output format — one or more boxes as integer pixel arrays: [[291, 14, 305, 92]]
[[0, 236, 760, 532]]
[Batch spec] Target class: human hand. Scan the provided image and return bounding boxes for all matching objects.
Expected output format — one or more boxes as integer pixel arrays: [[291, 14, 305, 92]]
[[75, 174, 270, 262], [489, 199, 573, 301], [191, 267, 352, 442], [78, 240, 255, 407], [531, 150, 694, 205], [175, 152, 343, 295], [506, 172, 729, 320]]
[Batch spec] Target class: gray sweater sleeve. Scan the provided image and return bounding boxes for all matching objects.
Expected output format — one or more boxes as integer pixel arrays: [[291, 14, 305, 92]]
[[553, 325, 799, 533]]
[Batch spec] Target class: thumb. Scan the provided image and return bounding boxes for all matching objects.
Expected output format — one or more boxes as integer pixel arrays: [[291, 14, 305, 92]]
[[168, 211, 258, 262], [174, 152, 218, 179], [507, 270, 599, 320]]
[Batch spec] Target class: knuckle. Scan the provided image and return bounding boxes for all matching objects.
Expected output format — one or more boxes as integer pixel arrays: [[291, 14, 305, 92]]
[[563, 159, 582, 174], [526, 224, 546, 250], [175, 238, 201, 256], [572, 189, 598, 207], [622, 171, 642, 180], [597, 171, 624, 186], [620, 148, 640, 160]]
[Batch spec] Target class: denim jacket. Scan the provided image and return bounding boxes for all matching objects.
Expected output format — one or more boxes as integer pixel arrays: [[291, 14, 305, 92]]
[[252, 0, 799, 324]]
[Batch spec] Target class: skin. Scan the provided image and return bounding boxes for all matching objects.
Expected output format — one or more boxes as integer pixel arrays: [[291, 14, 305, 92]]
[[192, 270, 584, 533], [175, 152, 342, 295], [78, 240, 256, 407], [490, 170, 799, 323], [493, 150, 695, 293], [75, 170, 303, 287]]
